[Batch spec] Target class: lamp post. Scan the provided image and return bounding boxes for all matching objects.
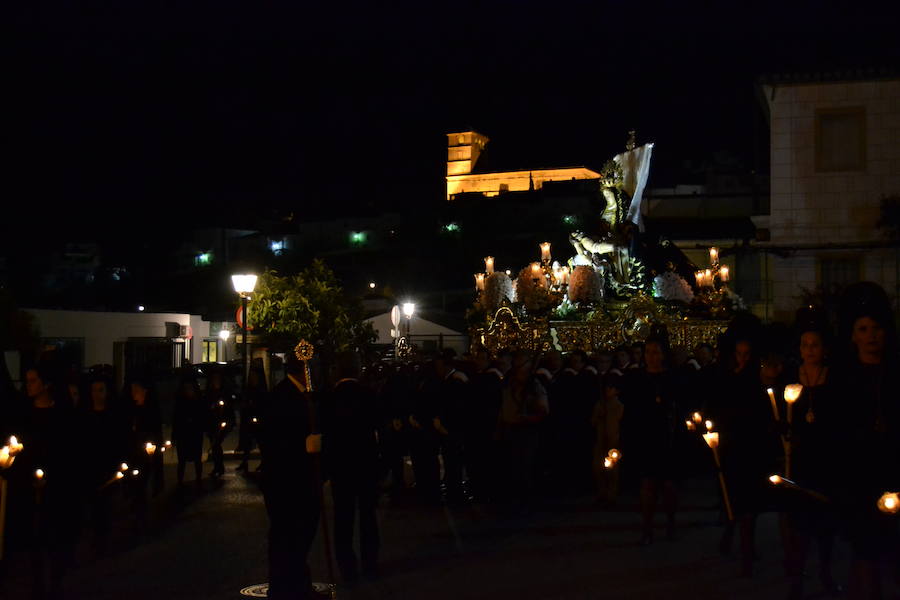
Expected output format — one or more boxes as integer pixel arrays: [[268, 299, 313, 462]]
[[231, 274, 258, 391], [402, 302, 415, 339], [218, 328, 231, 362]]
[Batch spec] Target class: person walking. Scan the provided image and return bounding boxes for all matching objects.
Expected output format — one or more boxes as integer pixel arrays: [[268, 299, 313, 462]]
[[173, 376, 206, 487]]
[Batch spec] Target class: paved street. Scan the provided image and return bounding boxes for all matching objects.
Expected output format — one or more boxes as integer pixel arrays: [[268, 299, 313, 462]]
[[1, 444, 855, 600]]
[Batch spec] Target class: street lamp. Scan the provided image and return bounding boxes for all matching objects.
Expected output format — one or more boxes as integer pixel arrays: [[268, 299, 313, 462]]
[[218, 329, 231, 362], [402, 302, 415, 338], [231, 274, 257, 390]]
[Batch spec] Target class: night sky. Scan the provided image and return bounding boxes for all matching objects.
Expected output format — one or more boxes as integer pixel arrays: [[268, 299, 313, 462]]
[[6, 2, 899, 250]]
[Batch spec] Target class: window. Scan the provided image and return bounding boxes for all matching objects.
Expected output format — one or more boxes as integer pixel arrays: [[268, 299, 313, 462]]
[[269, 239, 284, 255], [819, 257, 860, 292], [194, 252, 213, 266], [201, 339, 217, 363], [815, 107, 866, 172], [349, 231, 368, 246]]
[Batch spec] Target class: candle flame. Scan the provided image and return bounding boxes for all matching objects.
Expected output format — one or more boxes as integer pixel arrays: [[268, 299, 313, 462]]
[[220, 422, 227, 429], [132, 469, 140, 476], [685, 420, 696, 431], [218, 400, 224, 406], [705, 420, 714, 431], [120, 463, 128, 471], [603, 457, 613, 469], [702, 432, 719, 449], [783, 384, 803, 404], [35, 468, 44, 479], [692, 412, 703, 424], [769, 475, 783, 485], [115, 472, 124, 480], [608, 449, 621, 461], [878, 492, 900, 514]]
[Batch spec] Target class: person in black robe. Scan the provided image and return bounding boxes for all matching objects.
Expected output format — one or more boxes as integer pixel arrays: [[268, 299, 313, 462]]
[[831, 282, 900, 600], [124, 374, 164, 535], [258, 354, 329, 600], [321, 352, 381, 583], [204, 369, 236, 478], [407, 361, 441, 504], [432, 354, 469, 504], [172, 376, 206, 486], [379, 364, 413, 497], [465, 350, 505, 504]]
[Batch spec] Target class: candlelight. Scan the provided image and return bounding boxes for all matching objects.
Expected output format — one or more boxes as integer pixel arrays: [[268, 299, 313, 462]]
[[474, 273, 485, 292], [719, 265, 730, 282], [484, 256, 494, 275], [560, 266, 569, 285], [35, 469, 44, 480], [132, 470, 140, 476], [540, 242, 551, 262], [8, 436, 23, 456], [120, 463, 129, 471], [709, 247, 719, 265], [878, 492, 900, 514], [704, 269, 713, 287], [165, 441, 172, 448], [530, 263, 542, 280], [145, 442, 157, 455], [769, 475, 783, 485], [695, 271, 704, 287], [115, 472, 124, 480], [705, 420, 714, 431], [608, 449, 621, 461], [252, 417, 258, 423], [218, 400, 225, 406], [702, 432, 719, 449], [220, 422, 227, 429], [692, 412, 703, 424], [783, 384, 803, 404], [603, 457, 613, 469], [767, 388, 780, 421], [0, 446, 12, 469], [685, 420, 696, 431]]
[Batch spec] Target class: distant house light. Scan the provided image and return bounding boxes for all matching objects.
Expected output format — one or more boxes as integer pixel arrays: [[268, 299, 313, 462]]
[[562, 215, 577, 226], [137, 305, 145, 312], [443, 222, 460, 233], [350, 231, 368, 246], [269, 239, 284, 255], [194, 252, 212, 266]]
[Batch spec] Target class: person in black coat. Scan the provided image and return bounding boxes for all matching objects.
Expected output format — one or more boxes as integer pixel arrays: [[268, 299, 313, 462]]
[[432, 354, 469, 504], [124, 374, 164, 533], [379, 364, 413, 496], [172, 376, 206, 486], [204, 369, 236, 478], [258, 354, 329, 600], [465, 350, 505, 504], [321, 352, 381, 583]]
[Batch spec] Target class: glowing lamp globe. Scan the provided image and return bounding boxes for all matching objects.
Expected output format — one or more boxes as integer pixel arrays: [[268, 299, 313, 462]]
[[402, 303, 415, 319], [231, 274, 258, 297]]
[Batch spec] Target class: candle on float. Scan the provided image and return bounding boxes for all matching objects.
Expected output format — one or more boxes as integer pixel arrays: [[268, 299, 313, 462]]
[[709, 247, 719, 265], [484, 256, 494, 275], [767, 388, 780, 421], [692, 412, 703, 424], [35, 469, 44, 480], [719, 265, 729, 282], [695, 271, 704, 287], [704, 269, 713, 287], [540, 242, 551, 263], [530, 263, 542, 280], [878, 492, 900, 514], [474, 273, 485, 292], [560, 266, 569, 285]]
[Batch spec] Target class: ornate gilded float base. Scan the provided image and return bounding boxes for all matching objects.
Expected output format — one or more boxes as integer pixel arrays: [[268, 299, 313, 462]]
[[472, 295, 728, 356]]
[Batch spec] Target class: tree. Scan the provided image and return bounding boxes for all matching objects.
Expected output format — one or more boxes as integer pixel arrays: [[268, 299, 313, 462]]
[[249, 260, 376, 364]]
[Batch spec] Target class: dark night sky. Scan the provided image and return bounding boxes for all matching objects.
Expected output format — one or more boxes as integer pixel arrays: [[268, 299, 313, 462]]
[[5, 2, 899, 250]]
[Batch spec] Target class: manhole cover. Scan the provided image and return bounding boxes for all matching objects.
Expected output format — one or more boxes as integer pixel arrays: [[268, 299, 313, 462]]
[[240, 582, 334, 597]]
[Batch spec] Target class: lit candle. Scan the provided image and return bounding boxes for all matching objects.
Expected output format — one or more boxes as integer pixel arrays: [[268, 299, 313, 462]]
[[218, 400, 224, 406], [145, 442, 157, 456], [719, 265, 729, 282], [115, 472, 124, 480], [35, 469, 44, 480], [702, 432, 719, 449], [8, 436, 23, 456], [560, 266, 569, 285], [120, 463, 129, 471], [608, 449, 621, 461], [767, 388, 780, 421], [132, 469, 140, 476], [769, 474, 783, 485], [709, 247, 719, 265], [878, 492, 900, 514], [0, 446, 11, 469], [540, 242, 551, 263], [220, 422, 227, 429], [695, 271, 704, 287], [705, 420, 714, 431], [474, 273, 485, 292], [484, 256, 494, 275], [692, 412, 703, 424], [252, 417, 258, 423], [603, 457, 614, 469], [530, 263, 542, 280], [164, 441, 172, 448], [685, 420, 696, 431], [784, 384, 803, 425], [704, 269, 713, 287]]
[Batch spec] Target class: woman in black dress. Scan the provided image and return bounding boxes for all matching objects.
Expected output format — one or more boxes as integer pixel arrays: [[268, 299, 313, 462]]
[[173, 376, 205, 486], [623, 337, 684, 545], [831, 283, 899, 600]]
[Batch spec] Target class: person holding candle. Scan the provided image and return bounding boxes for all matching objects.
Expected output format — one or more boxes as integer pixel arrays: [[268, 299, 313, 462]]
[[591, 373, 624, 507], [830, 282, 900, 600], [125, 373, 163, 534], [622, 336, 685, 544], [781, 323, 842, 598], [204, 368, 236, 479]]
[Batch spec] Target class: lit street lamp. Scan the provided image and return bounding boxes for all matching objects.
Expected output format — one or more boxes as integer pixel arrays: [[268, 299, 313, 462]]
[[218, 328, 231, 362], [402, 302, 415, 338], [231, 274, 258, 391]]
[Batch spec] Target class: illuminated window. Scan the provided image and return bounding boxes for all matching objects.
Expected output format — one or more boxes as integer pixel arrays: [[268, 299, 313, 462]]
[[349, 231, 368, 246], [815, 107, 866, 172], [562, 215, 577, 226], [201, 339, 217, 363], [194, 252, 213, 266], [269, 239, 284, 255], [443, 222, 460, 233]]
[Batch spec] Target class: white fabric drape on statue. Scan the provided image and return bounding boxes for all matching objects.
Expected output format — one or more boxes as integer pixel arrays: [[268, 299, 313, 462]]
[[613, 142, 654, 232]]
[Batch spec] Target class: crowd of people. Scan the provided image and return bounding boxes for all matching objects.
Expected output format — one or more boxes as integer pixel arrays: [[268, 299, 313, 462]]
[[1, 280, 898, 600]]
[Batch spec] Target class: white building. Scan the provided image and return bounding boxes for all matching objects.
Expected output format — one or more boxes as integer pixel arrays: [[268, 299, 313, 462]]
[[756, 72, 900, 322]]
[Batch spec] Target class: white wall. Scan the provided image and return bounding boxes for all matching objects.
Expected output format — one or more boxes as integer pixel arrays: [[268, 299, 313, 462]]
[[26, 309, 210, 367]]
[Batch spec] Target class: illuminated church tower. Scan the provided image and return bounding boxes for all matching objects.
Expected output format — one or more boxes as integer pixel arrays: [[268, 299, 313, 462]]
[[446, 131, 490, 177]]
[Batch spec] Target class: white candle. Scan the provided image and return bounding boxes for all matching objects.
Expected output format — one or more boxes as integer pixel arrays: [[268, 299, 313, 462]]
[[484, 256, 494, 275], [709, 247, 719, 265], [767, 388, 780, 421], [530, 263, 542, 280], [561, 267, 569, 285], [474, 273, 485, 291], [35, 469, 44, 480]]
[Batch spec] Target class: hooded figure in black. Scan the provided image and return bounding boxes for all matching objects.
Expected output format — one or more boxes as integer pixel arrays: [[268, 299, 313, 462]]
[[321, 351, 381, 584], [258, 352, 329, 600]]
